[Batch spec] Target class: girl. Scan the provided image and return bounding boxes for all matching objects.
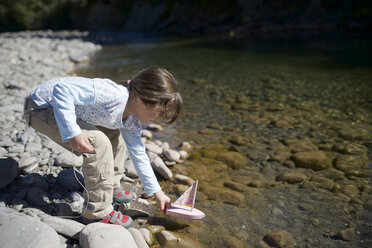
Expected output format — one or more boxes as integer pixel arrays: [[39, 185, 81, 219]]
[[23, 67, 183, 228]]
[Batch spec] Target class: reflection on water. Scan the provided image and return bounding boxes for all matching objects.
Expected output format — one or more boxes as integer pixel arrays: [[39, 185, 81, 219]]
[[77, 34, 372, 248]]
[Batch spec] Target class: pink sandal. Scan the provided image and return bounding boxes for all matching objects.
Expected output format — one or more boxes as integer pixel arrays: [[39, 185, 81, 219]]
[[113, 186, 134, 203], [101, 210, 133, 228]]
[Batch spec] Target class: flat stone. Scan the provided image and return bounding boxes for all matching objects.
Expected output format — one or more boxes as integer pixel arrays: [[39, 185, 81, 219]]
[[0, 157, 19, 189], [129, 228, 149, 248], [150, 155, 173, 179], [175, 174, 195, 186], [276, 172, 307, 184], [55, 151, 83, 168], [163, 149, 180, 162], [22, 162, 40, 175], [0, 206, 60, 248], [156, 230, 177, 246], [18, 156, 37, 169], [141, 130, 153, 139], [292, 151, 330, 171], [41, 216, 85, 240], [79, 222, 137, 248], [145, 141, 163, 155], [284, 138, 318, 153]]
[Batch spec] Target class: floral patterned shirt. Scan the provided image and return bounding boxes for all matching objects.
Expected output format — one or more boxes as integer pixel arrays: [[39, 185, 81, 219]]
[[30, 76, 161, 194]]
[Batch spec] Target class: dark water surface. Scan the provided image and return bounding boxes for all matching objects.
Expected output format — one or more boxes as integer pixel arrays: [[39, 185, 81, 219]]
[[76, 34, 372, 248]]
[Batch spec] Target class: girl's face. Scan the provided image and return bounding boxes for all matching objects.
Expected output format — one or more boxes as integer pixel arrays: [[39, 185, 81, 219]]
[[135, 98, 160, 123]]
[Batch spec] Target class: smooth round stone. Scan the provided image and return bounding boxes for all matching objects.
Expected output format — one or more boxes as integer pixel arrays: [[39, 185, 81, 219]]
[[264, 230, 296, 248], [79, 223, 137, 248], [7, 144, 24, 153], [175, 174, 195, 186], [179, 150, 188, 159], [150, 155, 173, 179], [163, 149, 180, 162], [155, 230, 177, 246], [147, 123, 163, 132], [0, 206, 60, 248], [0, 157, 19, 189], [141, 130, 153, 139], [55, 152, 83, 168], [139, 228, 153, 245], [41, 216, 85, 240]]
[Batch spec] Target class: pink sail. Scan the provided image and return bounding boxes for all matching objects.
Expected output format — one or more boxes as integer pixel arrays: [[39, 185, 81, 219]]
[[174, 180, 198, 209]]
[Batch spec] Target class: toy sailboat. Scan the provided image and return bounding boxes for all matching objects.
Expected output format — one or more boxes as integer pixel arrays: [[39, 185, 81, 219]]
[[165, 180, 206, 219]]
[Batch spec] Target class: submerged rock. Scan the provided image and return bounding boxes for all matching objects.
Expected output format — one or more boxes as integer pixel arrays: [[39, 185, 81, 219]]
[[291, 151, 330, 171], [264, 230, 296, 248]]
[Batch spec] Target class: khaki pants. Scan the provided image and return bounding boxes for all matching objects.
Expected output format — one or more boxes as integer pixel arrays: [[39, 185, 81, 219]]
[[23, 97, 126, 220]]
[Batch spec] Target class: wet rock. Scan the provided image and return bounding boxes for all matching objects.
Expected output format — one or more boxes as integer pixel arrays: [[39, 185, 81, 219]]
[[129, 228, 149, 248], [147, 123, 163, 132], [284, 138, 318, 153], [0, 157, 19, 188], [221, 235, 244, 248], [337, 228, 356, 241], [139, 228, 153, 245], [264, 230, 296, 248], [270, 152, 292, 163], [334, 154, 367, 175], [79, 222, 137, 248], [276, 172, 307, 184], [249, 179, 268, 188], [203, 185, 245, 206], [228, 134, 249, 146], [155, 230, 178, 246], [315, 169, 345, 181], [145, 141, 163, 154], [150, 155, 173, 179], [41, 216, 85, 240], [310, 176, 335, 191], [340, 185, 360, 198], [217, 151, 247, 170], [163, 149, 180, 162], [207, 122, 223, 130], [0, 206, 60, 248], [175, 174, 195, 186], [57, 168, 84, 191], [292, 151, 330, 171], [223, 181, 252, 193], [55, 152, 83, 168], [198, 128, 214, 135]]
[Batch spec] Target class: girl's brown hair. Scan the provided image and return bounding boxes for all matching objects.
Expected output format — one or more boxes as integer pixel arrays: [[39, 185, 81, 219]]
[[121, 67, 183, 124]]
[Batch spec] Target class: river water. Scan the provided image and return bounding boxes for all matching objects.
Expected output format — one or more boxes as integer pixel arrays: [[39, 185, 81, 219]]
[[76, 34, 372, 248]]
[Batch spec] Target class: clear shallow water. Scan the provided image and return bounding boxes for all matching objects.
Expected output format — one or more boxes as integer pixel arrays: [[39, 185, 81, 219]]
[[77, 34, 372, 247]]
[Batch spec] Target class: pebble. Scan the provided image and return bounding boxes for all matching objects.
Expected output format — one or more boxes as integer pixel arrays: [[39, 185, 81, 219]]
[[337, 227, 356, 241], [147, 123, 163, 132], [264, 230, 296, 248]]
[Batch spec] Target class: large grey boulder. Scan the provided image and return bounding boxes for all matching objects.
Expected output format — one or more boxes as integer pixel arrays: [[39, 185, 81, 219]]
[[0, 206, 60, 248], [79, 222, 138, 248], [0, 157, 19, 189]]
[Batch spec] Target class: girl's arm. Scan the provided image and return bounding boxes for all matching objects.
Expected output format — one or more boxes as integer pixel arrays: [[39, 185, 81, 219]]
[[52, 79, 95, 142], [121, 128, 171, 213]]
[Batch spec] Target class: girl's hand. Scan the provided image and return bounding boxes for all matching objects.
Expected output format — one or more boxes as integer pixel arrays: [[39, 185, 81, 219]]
[[154, 190, 171, 214], [68, 134, 94, 153]]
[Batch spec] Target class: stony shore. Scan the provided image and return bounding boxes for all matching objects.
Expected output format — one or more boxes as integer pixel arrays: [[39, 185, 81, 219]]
[[0, 31, 197, 248]]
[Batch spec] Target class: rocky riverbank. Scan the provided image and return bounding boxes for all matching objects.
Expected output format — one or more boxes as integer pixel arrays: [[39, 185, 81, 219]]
[[0, 31, 198, 248]]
